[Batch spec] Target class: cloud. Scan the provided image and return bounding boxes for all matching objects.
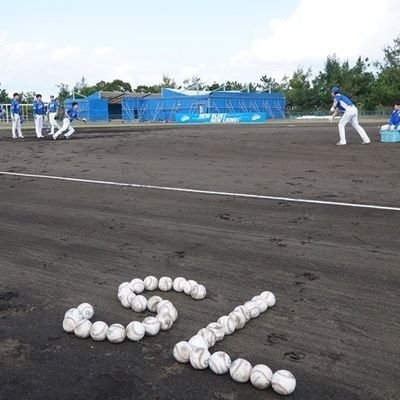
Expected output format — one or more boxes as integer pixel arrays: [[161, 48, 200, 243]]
[[51, 46, 82, 61]]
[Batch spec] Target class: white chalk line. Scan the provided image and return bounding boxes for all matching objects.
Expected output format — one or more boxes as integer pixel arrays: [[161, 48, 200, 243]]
[[1, 171, 399, 212]]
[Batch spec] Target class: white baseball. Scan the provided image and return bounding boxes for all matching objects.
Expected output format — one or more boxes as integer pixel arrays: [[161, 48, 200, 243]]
[[188, 334, 209, 350], [155, 300, 178, 321], [147, 295, 163, 312], [157, 311, 174, 331], [229, 310, 246, 329], [64, 307, 82, 321], [229, 358, 252, 383], [77, 303, 94, 319], [206, 322, 225, 342], [63, 310, 84, 333], [251, 296, 268, 313], [126, 321, 145, 341], [197, 328, 217, 347], [260, 291, 276, 307], [173, 341, 192, 363], [182, 279, 197, 295], [118, 286, 132, 300], [189, 347, 211, 370], [131, 294, 147, 312], [118, 281, 130, 291], [107, 323, 126, 343], [142, 316, 160, 336], [90, 321, 108, 341], [172, 277, 186, 292], [143, 275, 158, 291], [234, 305, 251, 322], [272, 370, 296, 395], [250, 364, 273, 390], [74, 319, 92, 339], [120, 292, 135, 308], [209, 351, 232, 375], [244, 301, 261, 319], [217, 315, 235, 335], [158, 276, 173, 291], [191, 284, 207, 300], [130, 278, 145, 294]]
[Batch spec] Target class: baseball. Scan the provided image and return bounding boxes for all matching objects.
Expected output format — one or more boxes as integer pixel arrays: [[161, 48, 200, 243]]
[[173, 341, 192, 363], [234, 305, 251, 322], [118, 281, 131, 292], [244, 301, 261, 319], [107, 323, 126, 343], [206, 322, 225, 342], [197, 328, 217, 347], [131, 294, 148, 312], [188, 334, 209, 350], [250, 364, 273, 390], [183, 279, 197, 295], [158, 276, 173, 291], [130, 278, 145, 294], [64, 307, 82, 320], [172, 277, 186, 292], [272, 370, 296, 395], [159, 304, 178, 322], [120, 292, 135, 308], [143, 275, 158, 291], [77, 303, 94, 319], [189, 347, 211, 370], [157, 311, 174, 331], [251, 296, 268, 313], [217, 315, 235, 335], [74, 319, 92, 339], [229, 310, 246, 329], [90, 321, 108, 341], [126, 321, 145, 341], [147, 295, 163, 312], [142, 316, 160, 336], [229, 358, 252, 383], [118, 286, 132, 300], [63, 310, 84, 333], [209, 351, 232, 375], [191, 284, 207, 300], [260, 291, 276, 307]]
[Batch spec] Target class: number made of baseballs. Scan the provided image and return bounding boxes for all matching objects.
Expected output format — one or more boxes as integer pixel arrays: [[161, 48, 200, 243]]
[[157, 312, 174, 331], [63, 309, 84, 333], [173, 341, 192, 363], [244, 301, 261, 319], [191, 284, 207, 300], [272, 370, 296, 395], [142, 316, 160, 336], [229, 310, 246, 329], [251, 296, 268, 313], [250, 364, 273, 390], [147, 295, 163, 312], [207, 322, 225, 342], [118, 281, 131, 292], [131, 294, 147, 312], [77, 303, 94, 319], [189, 347, 211, 370], [183, 279, 197, 295], [188, 334, 209, 350], [159, 304, 178, 322], [107, 323, 126, 343], [64, 307, 83, 321], [229, 358, 252, 383], [260, 291, 276, 307], [158, 276, 173, 291], [74, 319, 92, 339], [130, 278, 145, 294], [126, 321, 145, 341], [120, 292, 135, 308], [209, 351, 232, 375], [217, 315, 235, 335], [172, 277, 186, 292], [234, 305, 251, 322], [90, 321, 108, 341], [118, 286, 132, 300], [197, 328, 217, 347], [143, 276, 158, 291]]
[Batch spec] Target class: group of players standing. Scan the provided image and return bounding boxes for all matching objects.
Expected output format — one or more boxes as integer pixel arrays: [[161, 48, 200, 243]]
[[8, 93, 85, 140]]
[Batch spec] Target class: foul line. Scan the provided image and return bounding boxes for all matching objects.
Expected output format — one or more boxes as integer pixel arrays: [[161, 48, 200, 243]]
[[1, 171, 399, 212]]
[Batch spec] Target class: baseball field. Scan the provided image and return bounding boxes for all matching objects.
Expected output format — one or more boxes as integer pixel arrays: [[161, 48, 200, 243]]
[[0, 121, 399, 400]]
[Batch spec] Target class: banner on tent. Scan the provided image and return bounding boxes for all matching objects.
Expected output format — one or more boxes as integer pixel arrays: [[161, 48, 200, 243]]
[[175, 112, 267, 124]]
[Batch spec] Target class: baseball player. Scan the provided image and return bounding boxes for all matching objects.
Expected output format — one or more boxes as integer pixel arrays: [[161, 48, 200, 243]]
[[329, 87, 371, 145], [11, 93, 24, 139], [380, 100, 400, 131], [32, 94, 45, 138], [47, 95, 61, 135], [53, 101, 86, 140]]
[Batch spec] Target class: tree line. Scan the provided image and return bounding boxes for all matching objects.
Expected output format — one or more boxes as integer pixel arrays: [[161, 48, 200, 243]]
[[1, 36, 400, 113]]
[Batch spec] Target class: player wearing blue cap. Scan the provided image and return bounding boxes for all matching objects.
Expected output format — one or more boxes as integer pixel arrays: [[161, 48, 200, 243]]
[[33, 94, 45, 138], [11, 93, 24, 139], [47, 95, 61, 135], [329, 87, 370, 145], [53, 101, 86, 140]]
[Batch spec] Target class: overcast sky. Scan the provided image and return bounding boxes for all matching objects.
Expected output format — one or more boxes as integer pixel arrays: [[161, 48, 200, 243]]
[[1, 0, 399, 97]]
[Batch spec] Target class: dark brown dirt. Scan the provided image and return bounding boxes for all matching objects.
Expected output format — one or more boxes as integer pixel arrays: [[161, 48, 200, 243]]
[[0, 123, 399, 400]]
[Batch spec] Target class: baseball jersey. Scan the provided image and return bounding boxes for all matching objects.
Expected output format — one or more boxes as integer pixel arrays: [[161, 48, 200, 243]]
[[48, 100, 58, 113], [11, 99, 21, 116], [33, 100, 45, 116], [388, 110, 400, 127], [333, 94, 354, 111], [66, 107, 78, 121]]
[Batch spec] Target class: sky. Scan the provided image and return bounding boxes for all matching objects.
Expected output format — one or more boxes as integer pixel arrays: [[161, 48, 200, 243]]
[[1, 0, 400, 97]]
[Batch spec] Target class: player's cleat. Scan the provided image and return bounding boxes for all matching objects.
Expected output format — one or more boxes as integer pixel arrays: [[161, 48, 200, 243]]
[[336, 142, 346, 146], [19, 136, 24, 139], [361, 141, 371, 145]]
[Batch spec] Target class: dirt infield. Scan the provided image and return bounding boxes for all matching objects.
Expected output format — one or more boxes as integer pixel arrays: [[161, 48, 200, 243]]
[[0, 123, 399, 400]]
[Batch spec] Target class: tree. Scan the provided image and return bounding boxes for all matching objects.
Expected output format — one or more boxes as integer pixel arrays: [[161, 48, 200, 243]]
[[183, 75, 205, 90], [284, 67, 315, 111], [160, 74, 176, 89], [73, 76, 95, 97], [94, 79, 132, 92], [0, 83, 10, 103], [259, 75, 282, 92], [56, 83, 72, 101], [20, 91, 35, 104]]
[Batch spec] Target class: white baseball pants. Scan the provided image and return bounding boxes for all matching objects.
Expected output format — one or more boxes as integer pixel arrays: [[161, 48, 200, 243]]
[[53, 118, 74, 139], [49, 112, 61, 135], [338, 106, 370, 144], [35, 115, 44, 138], [12, 115, 23, 138]]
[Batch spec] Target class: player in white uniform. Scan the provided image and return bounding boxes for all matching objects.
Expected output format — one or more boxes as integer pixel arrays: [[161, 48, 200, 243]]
[[11, 93, 24, 139], [47, 95, 61, 135]]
